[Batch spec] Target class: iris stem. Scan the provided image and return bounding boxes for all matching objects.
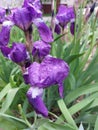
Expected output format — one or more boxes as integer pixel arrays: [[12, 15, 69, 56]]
[[18, 104, 32, 128]]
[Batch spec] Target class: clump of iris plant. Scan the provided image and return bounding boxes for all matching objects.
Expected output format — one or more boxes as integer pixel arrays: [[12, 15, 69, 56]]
[[0, 0, 70, 117]]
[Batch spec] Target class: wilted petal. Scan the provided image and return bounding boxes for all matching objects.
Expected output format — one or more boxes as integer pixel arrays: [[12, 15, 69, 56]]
[[0, 7, 6, 23], [32, 40, 51, 59], [1, 43, 28, 63], [27, 87, 48, 117], [34, 18, 53, 43], [12, 7, 32, 30]]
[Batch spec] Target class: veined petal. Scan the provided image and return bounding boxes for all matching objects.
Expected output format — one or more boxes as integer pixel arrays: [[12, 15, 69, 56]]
[[27, 87, 48, 117], [34, 18, 53, 43]]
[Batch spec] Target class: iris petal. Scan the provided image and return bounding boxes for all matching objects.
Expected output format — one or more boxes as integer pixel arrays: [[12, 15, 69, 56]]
[[12, 8, 32, 30], [34, 18, 53, 43], [27, 87, 48, 117]]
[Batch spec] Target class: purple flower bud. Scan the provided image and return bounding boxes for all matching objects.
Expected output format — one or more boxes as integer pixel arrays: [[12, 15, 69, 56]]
[[32, 40, 51, 60], [28, 55, 69, 98], [70, 21, 75, 35], [1, 43, 28, 63], [27, 87, 48, 117], [33, 18, 53, 43], [54, 23, 61, 34]]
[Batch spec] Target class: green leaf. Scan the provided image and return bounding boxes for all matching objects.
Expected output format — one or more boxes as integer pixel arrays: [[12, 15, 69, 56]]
[[38, 121, 76, 130], [65, 83, 98, 105], [64, 53, 84, 64], [0, 83, 11, 101], [53, 33, 66, 42], [0, 115, 27, 130], [68, 93, 98, 115], [94, 115, 98, 130], [0, 87, 19, 113], [58, 99, 78, 130]]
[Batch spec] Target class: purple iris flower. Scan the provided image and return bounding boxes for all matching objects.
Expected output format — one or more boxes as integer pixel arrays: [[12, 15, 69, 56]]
[[1, 43, 28, 64], [12, 1, 42, 31], [0, 7, 6, 24], [55, 5, 75, 35], [32, 40, 51, 60], [33, 18, 53, 43], [28, 55, 69, 97], [0, 21, 13, 47], [26, 55, 69, 116]]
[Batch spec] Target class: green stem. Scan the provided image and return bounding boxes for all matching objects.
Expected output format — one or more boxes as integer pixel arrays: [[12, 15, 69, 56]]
[[18, 104, 32, 128]]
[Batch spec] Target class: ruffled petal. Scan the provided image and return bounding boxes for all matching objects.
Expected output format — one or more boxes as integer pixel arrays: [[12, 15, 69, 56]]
[[28, 55, 69, 90]]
